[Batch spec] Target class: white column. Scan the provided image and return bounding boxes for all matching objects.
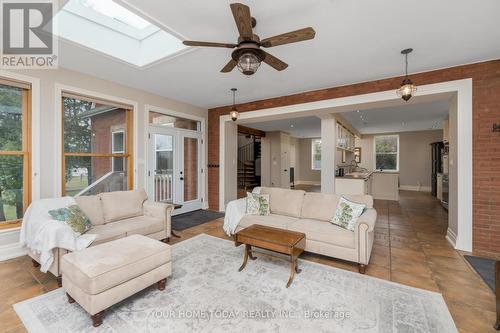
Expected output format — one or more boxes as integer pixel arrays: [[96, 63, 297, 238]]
[[224, 121, 238, 206], [320, 115, 337, 193]]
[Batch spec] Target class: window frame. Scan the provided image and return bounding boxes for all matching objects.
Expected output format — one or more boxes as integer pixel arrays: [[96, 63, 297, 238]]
[[0, 82, 31, 228], [61, 95, 134, 196], [373, 134, 399, 172], [311, 138, 322, 171]]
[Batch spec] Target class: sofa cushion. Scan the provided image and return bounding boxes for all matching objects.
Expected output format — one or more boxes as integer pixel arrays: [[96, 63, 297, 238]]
[[75, 195, 104, 226], [61, 235, 171, 295], [287, 219, 355, 249], [100, 189, 148, 223], [301, 192, 340, 221], [114, 216, 164, 236], [239, 214, 298, 229], [88, 224, 127, 246], [259, 187, 305, 218]]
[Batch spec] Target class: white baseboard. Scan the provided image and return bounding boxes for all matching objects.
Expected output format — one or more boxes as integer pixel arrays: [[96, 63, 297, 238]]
[[399, 185, 432, 192], [0, 228, 26, 261], [294, 180, 321, 186], [445, 228, 457, 248]]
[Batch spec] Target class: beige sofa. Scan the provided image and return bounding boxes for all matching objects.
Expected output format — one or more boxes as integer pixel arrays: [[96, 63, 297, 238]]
[[29, 189, 174, 285], [236, 187, 377, 273]]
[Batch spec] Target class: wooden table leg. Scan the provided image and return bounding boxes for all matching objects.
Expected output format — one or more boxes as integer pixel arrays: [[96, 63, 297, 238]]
[[239, 244, 252, 272], [287, 258, 300, 288]]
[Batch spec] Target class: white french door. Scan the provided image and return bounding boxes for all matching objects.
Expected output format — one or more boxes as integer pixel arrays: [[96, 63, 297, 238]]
[[148, 127, 202, 215]]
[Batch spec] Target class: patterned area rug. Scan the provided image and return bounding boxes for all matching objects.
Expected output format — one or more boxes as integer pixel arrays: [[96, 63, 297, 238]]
[[14, 234, 457, 332]]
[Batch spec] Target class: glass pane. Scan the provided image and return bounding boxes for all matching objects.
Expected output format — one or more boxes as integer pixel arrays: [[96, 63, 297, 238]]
[[0, 155, 24, 222], [375, 136, 398, 153], [312, 139, 321, 169], [112, 131, 124, 153], [184, 137, 198, 201], [149, 111, 200, 131], [155, 134, 173, 151], [376, 154, 397, 170], [65, 156, 128, 196], [0, 84, 23, 151], [63, 97, 128, 153]]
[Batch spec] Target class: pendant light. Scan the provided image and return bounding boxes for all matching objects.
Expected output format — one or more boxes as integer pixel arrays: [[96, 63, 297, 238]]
[[229, 88, 239, 121], [396, 48, 417, 101]]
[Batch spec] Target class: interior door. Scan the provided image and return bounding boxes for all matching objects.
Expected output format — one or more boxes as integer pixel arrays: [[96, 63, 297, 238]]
[[148, 127, 202, 215]]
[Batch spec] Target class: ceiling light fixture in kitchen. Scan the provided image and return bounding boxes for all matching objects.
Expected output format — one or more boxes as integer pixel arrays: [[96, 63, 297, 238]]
[[229, 88, 239, 121], [396, 48, 417, 101]]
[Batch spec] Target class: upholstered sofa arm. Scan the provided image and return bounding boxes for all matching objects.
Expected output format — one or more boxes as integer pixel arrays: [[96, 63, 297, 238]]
[[143, 201, 174, 237], [356, 208, 377, 232]]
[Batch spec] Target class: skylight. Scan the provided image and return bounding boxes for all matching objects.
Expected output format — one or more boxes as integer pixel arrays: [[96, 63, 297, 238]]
[[53, 0, 187, 67], [79, 0, 152, 30]]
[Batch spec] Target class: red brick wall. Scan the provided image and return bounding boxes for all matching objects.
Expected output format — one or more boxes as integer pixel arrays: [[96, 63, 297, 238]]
[[208, 59, 500, 255], [183, 137, 198, 201]]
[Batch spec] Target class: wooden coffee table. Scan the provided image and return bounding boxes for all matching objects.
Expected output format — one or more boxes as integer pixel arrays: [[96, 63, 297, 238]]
[[234, 224, 306, 288]]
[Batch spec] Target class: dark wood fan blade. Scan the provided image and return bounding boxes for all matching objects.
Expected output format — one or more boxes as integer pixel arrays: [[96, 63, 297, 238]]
[[221, 59, 237, 73], [183, 41, 237, 48], [263, 52, 288, 71], [261, 27, 316, 48], [230, 3, 253, 39]]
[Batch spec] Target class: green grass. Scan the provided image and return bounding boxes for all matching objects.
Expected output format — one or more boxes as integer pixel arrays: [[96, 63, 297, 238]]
[[65, 176, 89, 196]]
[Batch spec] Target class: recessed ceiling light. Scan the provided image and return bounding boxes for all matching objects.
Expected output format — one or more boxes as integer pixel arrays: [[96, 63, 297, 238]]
[[290, 124, 294, 128]]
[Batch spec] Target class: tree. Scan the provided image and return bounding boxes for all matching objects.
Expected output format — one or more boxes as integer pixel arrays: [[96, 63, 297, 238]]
[[0, 85, 23, 221]]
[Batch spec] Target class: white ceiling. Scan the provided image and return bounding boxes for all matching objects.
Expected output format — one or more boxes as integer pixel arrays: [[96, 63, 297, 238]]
[[247, 116, 321, 138], [341, 100, 449, 134], [56, 0, 500, 108], [245, 99, 449, 137]]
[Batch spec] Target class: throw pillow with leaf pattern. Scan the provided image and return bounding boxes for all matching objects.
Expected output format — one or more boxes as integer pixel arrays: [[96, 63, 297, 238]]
[[48, 204, 92, 234], [245, 192, 270, 216], [330, 197, 366, 231]]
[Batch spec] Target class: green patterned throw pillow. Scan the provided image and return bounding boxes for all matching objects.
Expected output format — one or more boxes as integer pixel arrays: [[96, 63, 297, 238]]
[[48, 204, 92, 234], [330, 197, 366, 231], [245, 192, 270, 216]]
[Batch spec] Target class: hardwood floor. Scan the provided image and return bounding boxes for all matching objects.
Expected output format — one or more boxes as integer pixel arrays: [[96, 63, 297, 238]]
[[0, 191, 497, 332]]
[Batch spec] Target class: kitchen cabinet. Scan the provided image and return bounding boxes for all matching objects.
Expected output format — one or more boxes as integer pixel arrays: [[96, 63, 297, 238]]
[[371, 172, 399, 201], [336, 123, 355, 152]]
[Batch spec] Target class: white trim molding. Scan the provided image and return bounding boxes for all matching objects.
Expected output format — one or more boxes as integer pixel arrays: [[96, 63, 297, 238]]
[[54, 83, 140, 196], [399, 185, 432, 192], [144, 104, 208, 209], [446, 227, 457, 248], [0, 228, 26, 261], [219, 79, 473, 252]]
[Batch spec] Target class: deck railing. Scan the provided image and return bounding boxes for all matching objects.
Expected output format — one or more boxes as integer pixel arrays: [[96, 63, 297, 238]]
[[154, 170, 173, 202]]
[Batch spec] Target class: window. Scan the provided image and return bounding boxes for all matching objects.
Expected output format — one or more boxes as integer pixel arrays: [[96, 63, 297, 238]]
[[311, 139, 321, 170], [0, 80, 31, 227], [111, 130, 125, 172], [374, 135, 399, 171], [62, 94, 133, 196], [149, 111, 201, 131]]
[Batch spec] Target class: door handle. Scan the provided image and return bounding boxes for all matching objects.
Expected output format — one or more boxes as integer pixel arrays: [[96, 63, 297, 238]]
[[180, 177, 184, 181]]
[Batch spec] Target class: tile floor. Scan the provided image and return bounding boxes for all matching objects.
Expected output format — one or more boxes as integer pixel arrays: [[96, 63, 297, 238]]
[[0, 191, 497, 333]]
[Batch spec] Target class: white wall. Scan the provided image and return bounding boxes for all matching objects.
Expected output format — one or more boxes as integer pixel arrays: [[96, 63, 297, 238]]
[[358, 130, 443, 188], [6, 67, 207, 198]]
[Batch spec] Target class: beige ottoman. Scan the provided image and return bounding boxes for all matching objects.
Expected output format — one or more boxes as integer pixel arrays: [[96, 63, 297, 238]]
[[61, 234, 171, 327]]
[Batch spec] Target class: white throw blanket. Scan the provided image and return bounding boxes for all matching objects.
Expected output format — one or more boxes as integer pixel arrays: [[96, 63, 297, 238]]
[[19, 197, 97, 273], [223, 187, 261, 236]]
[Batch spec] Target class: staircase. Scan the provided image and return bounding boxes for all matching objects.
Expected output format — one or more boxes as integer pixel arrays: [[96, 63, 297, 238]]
[[238, 138, 261, 191]]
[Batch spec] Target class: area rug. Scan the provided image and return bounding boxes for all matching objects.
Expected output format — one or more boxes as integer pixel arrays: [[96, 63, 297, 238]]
[[464, 255, 496, 292], [172, 209, 224, 231], [14, 234, 457, 332]]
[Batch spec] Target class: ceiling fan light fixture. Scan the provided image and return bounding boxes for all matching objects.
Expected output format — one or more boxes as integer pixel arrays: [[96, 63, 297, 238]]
[[237, 52, 261, 76], [396, 48, 417, 102]]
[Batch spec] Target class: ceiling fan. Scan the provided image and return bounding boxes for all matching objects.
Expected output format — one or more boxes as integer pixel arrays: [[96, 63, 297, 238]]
[[182, 3, 316, 76]]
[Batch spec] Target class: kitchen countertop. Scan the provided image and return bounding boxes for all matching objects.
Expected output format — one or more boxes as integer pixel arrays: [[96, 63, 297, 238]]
[[338, 170, 399, 180]]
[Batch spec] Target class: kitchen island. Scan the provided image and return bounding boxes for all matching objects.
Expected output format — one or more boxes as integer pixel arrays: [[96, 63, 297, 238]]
[[335, 171, 399, 201]]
